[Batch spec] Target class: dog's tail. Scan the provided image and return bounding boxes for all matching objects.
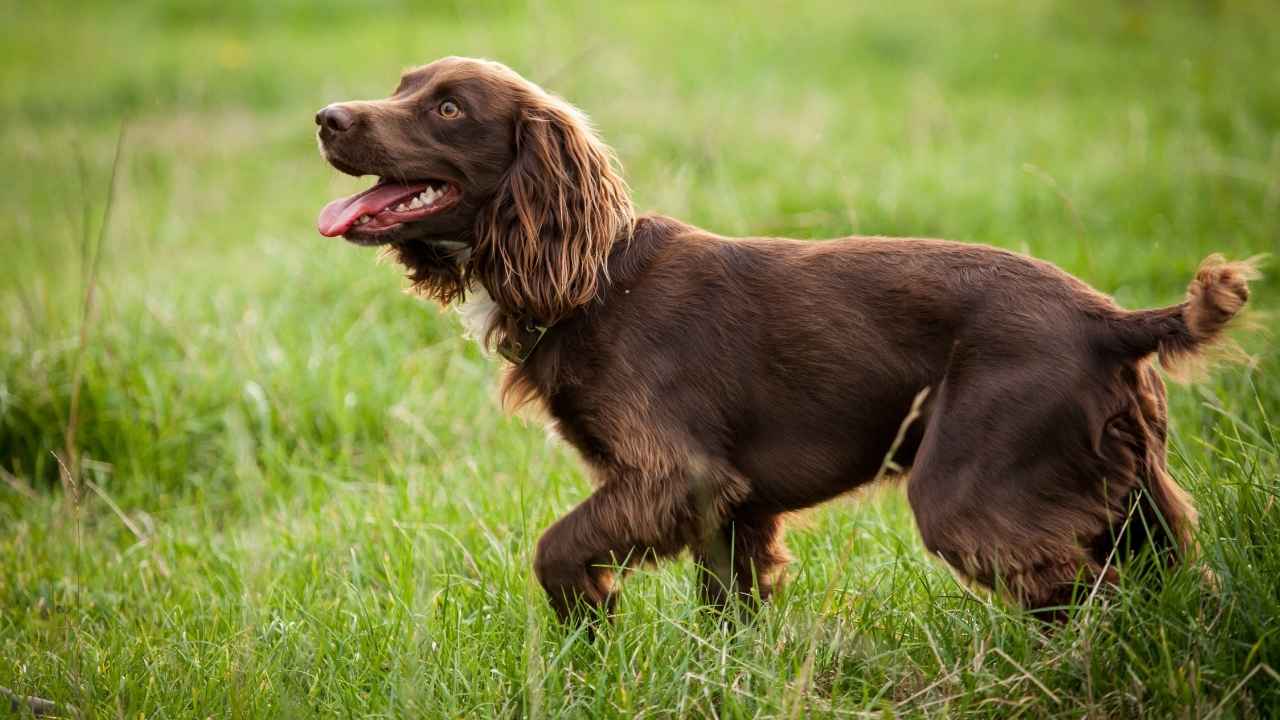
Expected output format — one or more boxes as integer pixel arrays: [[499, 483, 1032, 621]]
[[1107, 254, 1263, 378]]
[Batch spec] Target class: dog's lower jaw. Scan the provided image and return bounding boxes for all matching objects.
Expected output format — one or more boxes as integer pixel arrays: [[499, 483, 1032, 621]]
[[383, 238, 473, 304]]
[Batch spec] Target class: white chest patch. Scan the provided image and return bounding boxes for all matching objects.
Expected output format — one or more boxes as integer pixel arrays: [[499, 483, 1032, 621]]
[[455, 284, 500, 348]]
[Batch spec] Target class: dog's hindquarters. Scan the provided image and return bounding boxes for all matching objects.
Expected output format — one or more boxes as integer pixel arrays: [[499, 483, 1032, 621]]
[[908, 255, 1255, 615]]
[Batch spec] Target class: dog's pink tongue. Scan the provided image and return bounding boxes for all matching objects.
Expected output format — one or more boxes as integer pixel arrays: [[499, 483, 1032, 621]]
[[317, 182, 428, 237]]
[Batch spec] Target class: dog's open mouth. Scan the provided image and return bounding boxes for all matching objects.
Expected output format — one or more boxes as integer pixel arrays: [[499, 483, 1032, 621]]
[[317, 179, 461, 241]]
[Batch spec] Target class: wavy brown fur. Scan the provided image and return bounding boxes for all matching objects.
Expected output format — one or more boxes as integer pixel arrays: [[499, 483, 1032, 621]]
[[316, 57, 1259, 624]]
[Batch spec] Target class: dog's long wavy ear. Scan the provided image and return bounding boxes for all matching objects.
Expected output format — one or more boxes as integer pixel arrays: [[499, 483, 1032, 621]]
[[473, 92, 633, 328]]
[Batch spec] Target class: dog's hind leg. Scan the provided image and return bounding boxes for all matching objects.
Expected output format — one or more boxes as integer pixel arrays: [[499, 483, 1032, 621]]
[[1089, 362, 1196, 571], [905, 346, 1132, 618]]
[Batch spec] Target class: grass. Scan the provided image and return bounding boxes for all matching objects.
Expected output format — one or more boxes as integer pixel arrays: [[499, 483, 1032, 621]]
[[2, 0, 1279, 716]]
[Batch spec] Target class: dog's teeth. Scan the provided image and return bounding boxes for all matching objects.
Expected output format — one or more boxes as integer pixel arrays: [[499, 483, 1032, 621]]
[[395, 203, 408, 212], [409, 197, 423, 209]]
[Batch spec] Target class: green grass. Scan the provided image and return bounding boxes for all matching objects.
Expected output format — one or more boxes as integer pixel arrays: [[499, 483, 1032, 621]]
[[2, 0, 1279, 716]]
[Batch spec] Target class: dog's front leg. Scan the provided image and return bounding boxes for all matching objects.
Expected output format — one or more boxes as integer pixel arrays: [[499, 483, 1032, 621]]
[[533, 474, 695, 624], [694, 510, 789, 610]]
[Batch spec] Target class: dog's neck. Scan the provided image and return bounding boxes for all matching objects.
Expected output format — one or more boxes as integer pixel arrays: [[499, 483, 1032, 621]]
[[452, 219, 649, 364], [454, 283, 548, 363]]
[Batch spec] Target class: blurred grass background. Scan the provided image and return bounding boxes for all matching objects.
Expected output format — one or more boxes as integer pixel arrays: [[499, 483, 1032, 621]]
[[1, 0, 1278, 717]]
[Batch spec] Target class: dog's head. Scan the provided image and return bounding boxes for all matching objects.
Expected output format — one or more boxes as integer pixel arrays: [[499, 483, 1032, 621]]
[[316, 56, 633, 321]]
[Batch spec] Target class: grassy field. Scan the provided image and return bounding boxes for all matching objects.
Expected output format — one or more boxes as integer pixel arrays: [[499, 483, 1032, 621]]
[[2, 0, 1279, 717]]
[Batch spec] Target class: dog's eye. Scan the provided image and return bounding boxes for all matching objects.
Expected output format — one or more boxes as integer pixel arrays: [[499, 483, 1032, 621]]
[[438, 100, 461, 119]]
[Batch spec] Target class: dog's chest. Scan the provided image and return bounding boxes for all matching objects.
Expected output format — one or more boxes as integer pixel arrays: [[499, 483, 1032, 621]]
[[454, 285, 500, 345]]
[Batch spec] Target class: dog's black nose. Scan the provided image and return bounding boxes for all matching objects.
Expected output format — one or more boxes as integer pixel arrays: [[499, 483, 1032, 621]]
[[315, 104, 355, 132]]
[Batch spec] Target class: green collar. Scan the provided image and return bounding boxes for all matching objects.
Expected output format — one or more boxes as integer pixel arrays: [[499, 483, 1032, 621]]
[[497, 319, 549, 364]]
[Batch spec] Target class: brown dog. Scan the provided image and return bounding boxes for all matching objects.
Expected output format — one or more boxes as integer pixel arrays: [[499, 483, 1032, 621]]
[[316, 57, 1256, 622]]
